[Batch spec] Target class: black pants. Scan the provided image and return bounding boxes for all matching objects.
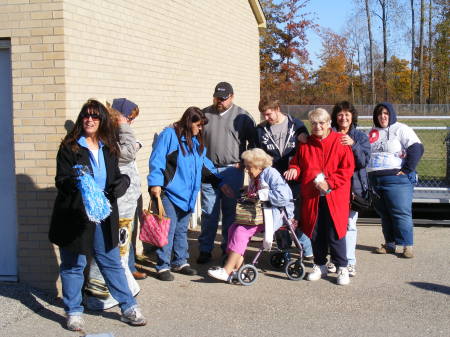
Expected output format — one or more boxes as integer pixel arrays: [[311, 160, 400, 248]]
[[312, 197, 348, 268]]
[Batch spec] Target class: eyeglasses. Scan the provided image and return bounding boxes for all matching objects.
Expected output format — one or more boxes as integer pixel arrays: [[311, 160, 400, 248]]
[[311, 121, 328, 127], [82, 112, 100, 121]]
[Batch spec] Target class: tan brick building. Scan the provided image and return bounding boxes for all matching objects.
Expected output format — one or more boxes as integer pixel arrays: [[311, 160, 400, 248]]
[[0, 0, 265, 296]]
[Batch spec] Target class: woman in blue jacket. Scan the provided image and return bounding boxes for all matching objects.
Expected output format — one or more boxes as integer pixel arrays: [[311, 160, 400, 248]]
[[328, 101, 371, 277], [148, 107, 232, 281]]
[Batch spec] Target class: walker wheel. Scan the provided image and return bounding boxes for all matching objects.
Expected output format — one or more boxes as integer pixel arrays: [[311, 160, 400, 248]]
[[270, 251, 286, 269], [237, 264, 258, 286], [285, 260, 305, 281]]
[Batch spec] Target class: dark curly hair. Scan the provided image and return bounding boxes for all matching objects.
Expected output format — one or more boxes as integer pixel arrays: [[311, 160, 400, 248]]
[[61, 99, 119, 156], [331, 101, 358, 129]]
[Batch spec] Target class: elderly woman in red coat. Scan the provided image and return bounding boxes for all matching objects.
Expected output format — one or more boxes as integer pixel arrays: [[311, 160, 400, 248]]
[[284, 108, 354, 285]]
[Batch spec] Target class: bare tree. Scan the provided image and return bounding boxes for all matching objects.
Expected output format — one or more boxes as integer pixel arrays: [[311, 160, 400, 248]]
[[365, 0, 376, 104], [349, 50, 356, 103], [428, 0, 433, 103], [418, 0, 425, 104], [410, 0, 415, 103], [376, 0, 389, 101], [344, 9, 368, 104]]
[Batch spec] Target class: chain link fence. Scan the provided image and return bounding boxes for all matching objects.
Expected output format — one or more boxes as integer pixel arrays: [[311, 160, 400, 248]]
[[280, 104, 450, 203], [281, 104, 450, 119]]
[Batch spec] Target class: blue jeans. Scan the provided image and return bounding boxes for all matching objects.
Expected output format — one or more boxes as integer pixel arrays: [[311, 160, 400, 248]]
[[59, 223, 136, 315], [346, 210, 358, 265], [370, 173, 415, 246], [290, 181, 313, 256], [198, 167, 244, 253], [297, 231, 313, 256], [155, 195, 191, 271], [128, 243, 137, 272], [275, 229, 313, 257]]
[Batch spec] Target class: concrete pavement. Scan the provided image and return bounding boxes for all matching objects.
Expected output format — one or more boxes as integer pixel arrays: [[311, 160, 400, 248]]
[[1, 224, 449, 337]]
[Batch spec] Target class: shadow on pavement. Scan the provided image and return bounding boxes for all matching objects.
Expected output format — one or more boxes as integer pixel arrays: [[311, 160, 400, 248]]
[[356, 243, 377, 252], [0, 282, 65, 329], [408, 282, 450, 295]]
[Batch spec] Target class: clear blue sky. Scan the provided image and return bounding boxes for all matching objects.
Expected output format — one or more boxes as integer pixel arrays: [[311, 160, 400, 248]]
[[303, 0, 356, 69], [301, 0, 409, 70]]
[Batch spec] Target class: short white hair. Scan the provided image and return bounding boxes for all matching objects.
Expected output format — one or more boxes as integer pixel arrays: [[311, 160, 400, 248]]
[[241, 148, 273, 169], [308, 108, 330, 123]]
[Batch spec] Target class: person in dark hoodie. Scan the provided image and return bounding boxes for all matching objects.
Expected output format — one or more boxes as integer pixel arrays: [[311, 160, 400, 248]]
[[254, 97, 313, 259], [367, 103, 424, 258], [326, 101, 371, 277]]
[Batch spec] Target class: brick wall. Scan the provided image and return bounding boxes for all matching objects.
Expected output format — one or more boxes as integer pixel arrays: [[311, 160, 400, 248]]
[[3, 0, 262, 296], [63, 0, 262, 262], [1, 0, 65, 295], [62, 0, 261, 178]]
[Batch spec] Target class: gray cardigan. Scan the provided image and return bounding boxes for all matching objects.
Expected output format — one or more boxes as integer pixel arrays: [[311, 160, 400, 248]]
[[117, 123, 142, 218]]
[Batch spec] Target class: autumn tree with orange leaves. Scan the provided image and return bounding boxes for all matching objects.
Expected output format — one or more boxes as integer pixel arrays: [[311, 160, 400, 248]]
[[260, 0, 314, 103], [315, 30, 352, 104]]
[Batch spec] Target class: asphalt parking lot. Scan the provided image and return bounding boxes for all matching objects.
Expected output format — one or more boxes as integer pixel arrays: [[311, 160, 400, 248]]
[[1, 224, 449, 337]]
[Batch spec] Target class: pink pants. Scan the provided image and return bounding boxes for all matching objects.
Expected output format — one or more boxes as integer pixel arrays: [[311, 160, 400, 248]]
[[227, 223, 264, 256]]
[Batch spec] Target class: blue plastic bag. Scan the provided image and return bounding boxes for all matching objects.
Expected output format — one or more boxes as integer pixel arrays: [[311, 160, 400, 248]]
[[73, 164, 111, 223]]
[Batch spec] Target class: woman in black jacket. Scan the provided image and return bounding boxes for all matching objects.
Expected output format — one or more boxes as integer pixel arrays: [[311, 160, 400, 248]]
[[49, 99, 146, 331]]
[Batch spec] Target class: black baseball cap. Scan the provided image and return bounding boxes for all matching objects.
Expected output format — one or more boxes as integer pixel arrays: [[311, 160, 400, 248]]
[[213, 82, 233, 99]]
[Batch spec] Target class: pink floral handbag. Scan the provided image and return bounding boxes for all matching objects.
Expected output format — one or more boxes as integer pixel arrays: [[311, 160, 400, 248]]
[[139, 196, 170, 247]]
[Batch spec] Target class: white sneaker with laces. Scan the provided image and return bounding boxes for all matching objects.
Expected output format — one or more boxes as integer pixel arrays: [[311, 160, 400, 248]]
[[348, 264, 356, 277], [306, 264, 327, 281], [336, 267, 350, 285], [66, 315, 85, 331], [121, 306, 147, 326], [208, 267, 231, 282], [327, 262, 337, 273]]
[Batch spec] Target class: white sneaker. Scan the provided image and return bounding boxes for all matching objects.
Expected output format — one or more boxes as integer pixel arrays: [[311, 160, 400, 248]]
[[66, 315, 85, 331], [327, 262, 337, 273], [306, 264, 327, 281], [336, 267, 350, 285], [121, 306, 147, 326], [208, 267, 231, 282], [348, 264, 356, 277]]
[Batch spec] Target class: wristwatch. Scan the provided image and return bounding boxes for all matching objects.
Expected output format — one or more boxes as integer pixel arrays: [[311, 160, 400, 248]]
[[325, 189, 332, 195]]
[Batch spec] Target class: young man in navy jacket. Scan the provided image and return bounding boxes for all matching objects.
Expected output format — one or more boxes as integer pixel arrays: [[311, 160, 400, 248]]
[[254, 97, 313, 259]]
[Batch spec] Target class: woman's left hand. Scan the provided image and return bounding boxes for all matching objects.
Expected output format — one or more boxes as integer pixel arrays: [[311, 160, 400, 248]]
[[220, 184, 234, 198], [340, 134, 355, 146], [315, 180, 329, 194]]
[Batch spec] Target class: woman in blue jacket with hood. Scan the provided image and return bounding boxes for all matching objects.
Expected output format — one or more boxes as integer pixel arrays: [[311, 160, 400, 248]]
[[148, 107, 232, 281], [367, 103, 424, 258]]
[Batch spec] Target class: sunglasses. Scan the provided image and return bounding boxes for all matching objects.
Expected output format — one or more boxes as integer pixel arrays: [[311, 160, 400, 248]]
[[82, 112, 101, 120]]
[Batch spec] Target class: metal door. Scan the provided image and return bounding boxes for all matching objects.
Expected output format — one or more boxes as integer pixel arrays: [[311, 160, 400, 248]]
[[0, 39, 18, 281]]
